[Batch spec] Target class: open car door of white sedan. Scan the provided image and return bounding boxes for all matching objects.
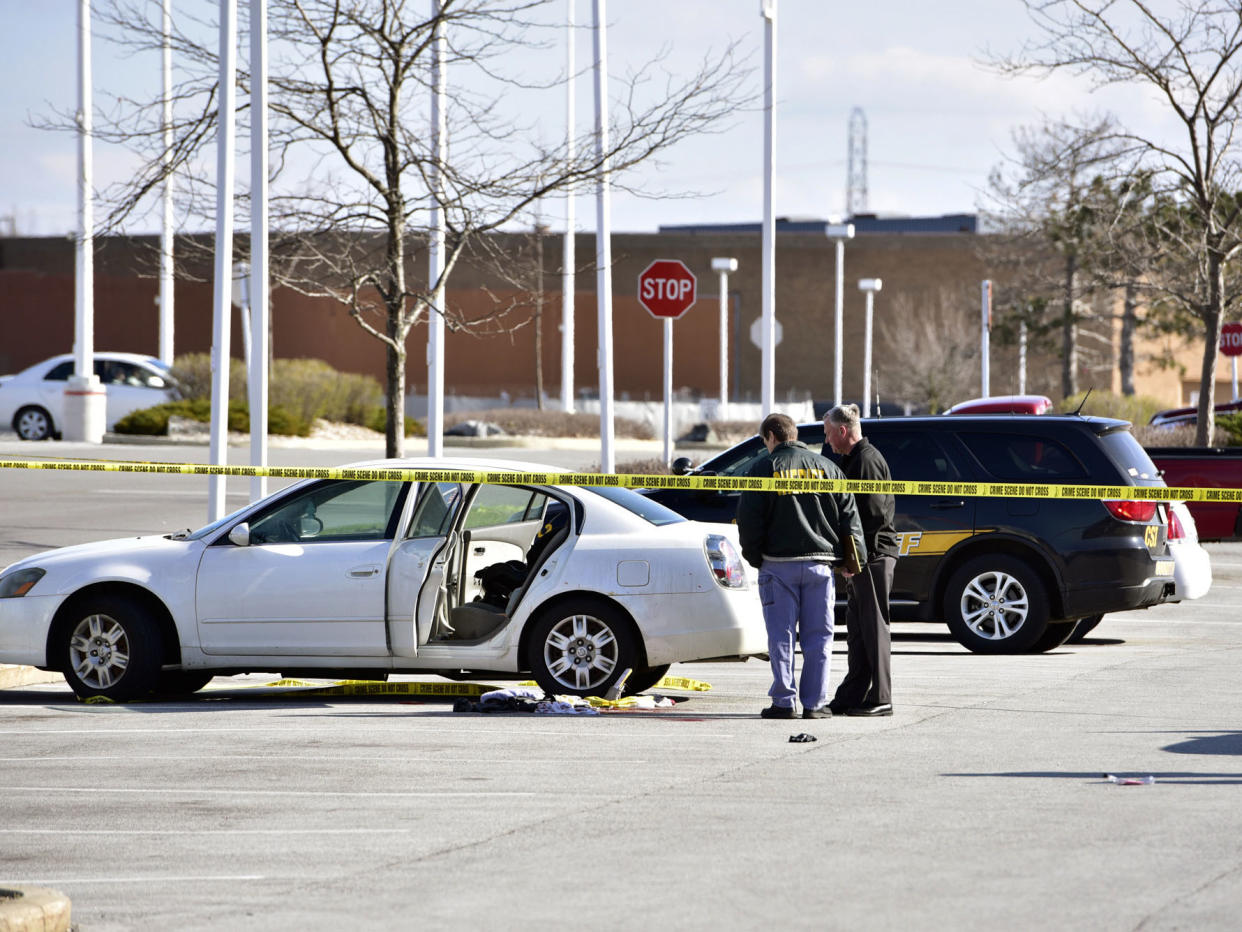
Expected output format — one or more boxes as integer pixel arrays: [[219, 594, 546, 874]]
[[195, 479, 410, 657]]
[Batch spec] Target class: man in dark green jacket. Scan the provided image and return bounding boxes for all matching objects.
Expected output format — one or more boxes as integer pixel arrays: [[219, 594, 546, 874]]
[[737, 413, 866, 720], [823, 403, 899, 717]]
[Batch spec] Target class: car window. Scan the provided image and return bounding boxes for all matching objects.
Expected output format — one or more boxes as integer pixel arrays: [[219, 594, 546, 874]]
[[957, 432, 1087, 482], [869, 431, 962, 482], [42, 361, 73, 381], [249, 480, 408, 544], [406, 482, 464, 538], [585, 486, 685, 525], [463, 484, 547, 530], [1099, 428, 1163, 484], [706, 439, 768, 477]]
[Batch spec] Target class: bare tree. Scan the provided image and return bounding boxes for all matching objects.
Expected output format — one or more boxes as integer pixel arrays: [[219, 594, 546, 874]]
[[994, 0, 1242, 444], [985, 116, 1128, 397], [877, 288, 981, 413], [71, 0, 749, 456]]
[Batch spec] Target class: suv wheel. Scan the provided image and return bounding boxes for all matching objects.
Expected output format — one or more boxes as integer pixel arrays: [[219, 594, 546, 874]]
[[944, 555, 1051, 654]]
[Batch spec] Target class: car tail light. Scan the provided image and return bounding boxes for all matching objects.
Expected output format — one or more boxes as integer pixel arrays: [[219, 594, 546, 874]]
[[1167, 507, 1185, 540], [1103, 500, 1157, 522], [705, 534, 746, 588]]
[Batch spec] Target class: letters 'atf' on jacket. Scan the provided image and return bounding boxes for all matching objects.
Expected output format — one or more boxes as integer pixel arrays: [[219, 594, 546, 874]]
[[736, 440, 866, 568]]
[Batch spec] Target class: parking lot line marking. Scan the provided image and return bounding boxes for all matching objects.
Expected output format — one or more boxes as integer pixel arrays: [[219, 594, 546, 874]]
[[0, 828, 414, 835], [0, 875, 266, 885], [0, 785, 555, 798], [0, 754, 649, 764], [0, 726, 738, 740]]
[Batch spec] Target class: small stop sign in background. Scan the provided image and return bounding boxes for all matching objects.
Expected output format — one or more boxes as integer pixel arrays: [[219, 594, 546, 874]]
[[637, 259, 697, 319], [1221, 321, 1242, 357]]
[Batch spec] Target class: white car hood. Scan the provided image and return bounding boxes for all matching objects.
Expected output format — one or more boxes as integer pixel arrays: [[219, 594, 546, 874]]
[[3, 534, 195, 576]]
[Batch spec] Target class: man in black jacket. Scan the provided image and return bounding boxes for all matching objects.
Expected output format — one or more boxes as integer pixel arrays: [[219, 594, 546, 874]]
[[823, 403, 899, 716], [737, 413, 865, 720]]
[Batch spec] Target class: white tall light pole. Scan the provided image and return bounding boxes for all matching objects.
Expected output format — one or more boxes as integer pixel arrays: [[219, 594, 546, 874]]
[[1018, 320, 1027, 395], [561, 0, 576, 414], [826, 222, 854, 405], [981, 279, 992, 398], [858, 278, 882, 417], [711, 257, 737, 413], [592, 0, 615, 472], [158, 0, 175, 366], [759, 0, 776, 415], [248, 0, 269, 502], [207, 0, 238, 520], [427, 0, 448, 457], [65, 0, 105, 444]]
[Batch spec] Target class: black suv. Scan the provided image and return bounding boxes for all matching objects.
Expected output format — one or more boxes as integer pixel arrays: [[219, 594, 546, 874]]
[[645, 415, 1175, 654]]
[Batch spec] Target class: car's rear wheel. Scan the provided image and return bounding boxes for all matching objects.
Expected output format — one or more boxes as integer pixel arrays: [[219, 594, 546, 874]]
[[1029, 620, 1076, 652], [153, 671, 214, 696], [623, 664, 671, 695], [14, 406, 54, 441], [944, 555, 1051, 654], [59, 596, 164, 701], [1066, 613, 1104, 643], [527, 598, 638, 698]]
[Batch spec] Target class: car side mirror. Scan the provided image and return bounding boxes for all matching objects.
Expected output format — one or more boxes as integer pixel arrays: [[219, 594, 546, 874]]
[[671, 456, 695, 476], [228, 523, 251, 547]]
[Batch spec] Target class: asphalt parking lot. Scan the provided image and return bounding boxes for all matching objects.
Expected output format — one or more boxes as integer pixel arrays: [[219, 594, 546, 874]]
[[3, 438, 1242, 929]]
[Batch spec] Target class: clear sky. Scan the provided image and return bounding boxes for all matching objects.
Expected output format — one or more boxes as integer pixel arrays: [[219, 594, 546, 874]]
[[0, 0, 1180, 237]]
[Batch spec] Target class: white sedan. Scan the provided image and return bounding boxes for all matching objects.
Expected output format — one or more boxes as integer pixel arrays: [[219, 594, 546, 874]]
[[0, 459, 765, 700], [0, 352, 180, 440]]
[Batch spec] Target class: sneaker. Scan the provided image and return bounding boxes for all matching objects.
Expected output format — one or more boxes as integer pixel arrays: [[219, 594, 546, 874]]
[[760, 704, 797, 719], [802, 706, 832, 719]]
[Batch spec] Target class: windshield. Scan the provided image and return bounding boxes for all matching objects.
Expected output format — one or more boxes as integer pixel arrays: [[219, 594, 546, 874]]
[[585, 486, 686, 525], [1100, 427, 1164, 485]]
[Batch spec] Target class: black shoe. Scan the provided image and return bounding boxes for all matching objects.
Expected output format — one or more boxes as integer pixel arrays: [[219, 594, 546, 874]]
[[827, 701, 847, 716], [846, 703, 893, 717], [802, 706, 832, 719], [760, 704, 797, 719]]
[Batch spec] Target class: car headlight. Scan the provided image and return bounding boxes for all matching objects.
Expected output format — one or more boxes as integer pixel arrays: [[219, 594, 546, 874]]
[[704, 535, 746, 588], [0, 568, 45, 598]]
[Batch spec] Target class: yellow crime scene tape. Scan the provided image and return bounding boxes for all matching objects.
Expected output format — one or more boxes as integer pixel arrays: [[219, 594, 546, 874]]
[[2, 455, 1242, 502]]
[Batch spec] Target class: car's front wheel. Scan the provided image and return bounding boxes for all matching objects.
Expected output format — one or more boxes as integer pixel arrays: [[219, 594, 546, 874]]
[[944, 555, 1051, 654], [14, 406, 54, 441], [527, 598, 638, 698], [59, 595, 164, 701]]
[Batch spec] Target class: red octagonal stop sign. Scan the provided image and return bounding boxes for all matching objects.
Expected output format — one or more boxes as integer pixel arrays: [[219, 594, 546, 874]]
[[638, 259, 697, 320], [1221, 321, 1242, 357]]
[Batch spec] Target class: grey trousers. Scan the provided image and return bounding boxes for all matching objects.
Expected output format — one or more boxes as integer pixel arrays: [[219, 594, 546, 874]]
[[832, 555, 895, 708]]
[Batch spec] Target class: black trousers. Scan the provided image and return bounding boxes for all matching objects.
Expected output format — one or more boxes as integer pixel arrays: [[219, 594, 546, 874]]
[[832, 555, 895, 708]]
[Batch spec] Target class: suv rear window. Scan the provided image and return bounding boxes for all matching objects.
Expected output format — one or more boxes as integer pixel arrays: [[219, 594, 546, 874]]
[[1099, 428, 1163, 484], [957, 432, 1087, 482]]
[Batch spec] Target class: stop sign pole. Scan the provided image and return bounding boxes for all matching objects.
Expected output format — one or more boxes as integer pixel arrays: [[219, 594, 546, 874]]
[[1222, 321, 1242, 400], [638, 259, 697, 464]]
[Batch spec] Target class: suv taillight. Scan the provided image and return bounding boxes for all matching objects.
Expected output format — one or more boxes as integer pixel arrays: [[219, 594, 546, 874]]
[[705, 534, 746, 588], [1103, 500, 1157, 522], [1167, 506, 1185, 540]]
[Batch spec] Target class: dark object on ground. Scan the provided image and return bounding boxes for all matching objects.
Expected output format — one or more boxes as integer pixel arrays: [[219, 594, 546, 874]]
[[788, 733, 818, 742], [678, 422, 718, 443]]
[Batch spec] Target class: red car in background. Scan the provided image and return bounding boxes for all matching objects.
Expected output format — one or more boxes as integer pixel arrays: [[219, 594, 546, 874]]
[[945, 395, 1054, 416]]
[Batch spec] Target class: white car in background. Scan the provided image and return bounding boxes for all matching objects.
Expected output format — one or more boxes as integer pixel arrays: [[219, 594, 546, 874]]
[[1069, 499, 1212, 641], [0, 352, 180, 440], [0, 458, 764, 701]]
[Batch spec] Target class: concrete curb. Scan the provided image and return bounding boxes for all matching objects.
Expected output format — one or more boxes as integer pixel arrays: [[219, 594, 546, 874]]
[[0, 665, 62, 690], [0, 886, 72, 932]]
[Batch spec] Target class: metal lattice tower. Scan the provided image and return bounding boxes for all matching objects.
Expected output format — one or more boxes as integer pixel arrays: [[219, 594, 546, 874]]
[[846, 107, 868, 217]]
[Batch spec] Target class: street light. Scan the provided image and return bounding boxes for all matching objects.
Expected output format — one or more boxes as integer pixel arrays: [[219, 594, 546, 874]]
[[858, 277, 882, 417], [711, 257, 738, 414], [826, 223, 855, 405]]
